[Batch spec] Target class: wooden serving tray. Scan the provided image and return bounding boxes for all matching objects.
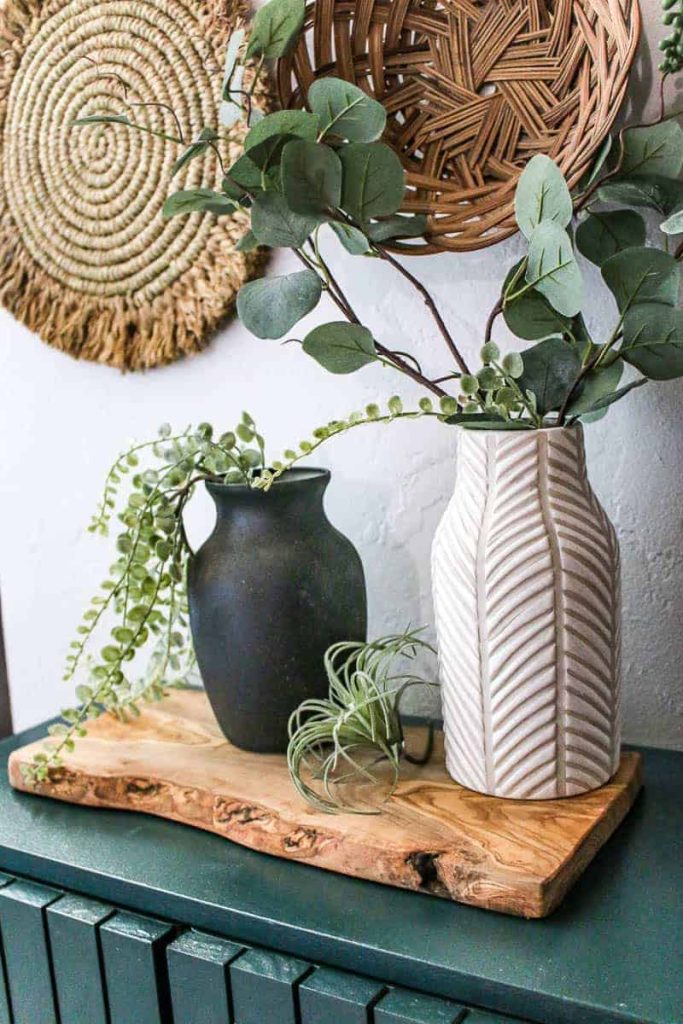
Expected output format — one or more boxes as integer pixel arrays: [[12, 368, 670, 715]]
[[8, 690, 642, 918]]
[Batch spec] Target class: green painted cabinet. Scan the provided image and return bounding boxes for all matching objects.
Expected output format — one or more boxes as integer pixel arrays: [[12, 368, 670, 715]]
[[47, 893, 112, 1024], [0, 724, 680, 1024]]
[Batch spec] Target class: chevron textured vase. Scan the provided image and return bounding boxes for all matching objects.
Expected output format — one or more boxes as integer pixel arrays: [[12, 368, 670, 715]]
[[432, 424, 621, 800]]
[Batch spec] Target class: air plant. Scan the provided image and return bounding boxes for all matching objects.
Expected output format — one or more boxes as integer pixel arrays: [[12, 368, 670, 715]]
[[287, 630, 438, 814]]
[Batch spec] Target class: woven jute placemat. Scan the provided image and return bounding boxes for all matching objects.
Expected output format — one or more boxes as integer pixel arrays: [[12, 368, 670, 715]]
[[0, 0, 264, 369]]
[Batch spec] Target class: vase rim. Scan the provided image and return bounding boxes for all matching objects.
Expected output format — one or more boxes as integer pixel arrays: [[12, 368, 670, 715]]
[[455, 422, 582, 436], [205, 466, 330, 495]]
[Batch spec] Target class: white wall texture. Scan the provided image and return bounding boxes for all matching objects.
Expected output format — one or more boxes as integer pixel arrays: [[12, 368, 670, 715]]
[[1, 2, 681, 747]]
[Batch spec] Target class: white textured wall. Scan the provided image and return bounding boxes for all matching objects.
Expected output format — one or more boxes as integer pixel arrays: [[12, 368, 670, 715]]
[[1, 4, 681, 747]]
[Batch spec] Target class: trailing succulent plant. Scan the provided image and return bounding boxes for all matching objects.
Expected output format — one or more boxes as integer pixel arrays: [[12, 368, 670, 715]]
[[24, 416, 269, 782]]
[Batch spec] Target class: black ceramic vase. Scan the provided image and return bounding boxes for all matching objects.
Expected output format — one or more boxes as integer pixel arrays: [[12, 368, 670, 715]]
[[188, 468, 367, 753]]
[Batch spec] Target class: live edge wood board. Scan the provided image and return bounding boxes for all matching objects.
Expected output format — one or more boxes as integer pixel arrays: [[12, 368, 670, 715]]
[[8, 690, 642, 918]]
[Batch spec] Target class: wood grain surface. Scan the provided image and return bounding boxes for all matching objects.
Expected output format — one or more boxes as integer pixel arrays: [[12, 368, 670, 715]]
[[7, 690, 642, 918]]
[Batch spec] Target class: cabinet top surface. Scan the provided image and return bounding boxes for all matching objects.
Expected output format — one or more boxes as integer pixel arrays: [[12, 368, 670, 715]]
[[0, 723, 680, 1024]]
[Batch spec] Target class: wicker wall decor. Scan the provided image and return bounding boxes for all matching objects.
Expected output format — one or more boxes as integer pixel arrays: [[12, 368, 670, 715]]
[[278, 0, 641, 253], [0, 0, 263, 370]]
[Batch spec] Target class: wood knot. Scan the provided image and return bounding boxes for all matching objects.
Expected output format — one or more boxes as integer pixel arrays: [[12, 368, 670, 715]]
[[214, 800, 271, 826], [406, 851, 446, 894], [283, 827, 327, 855], [126, 779, 160, 796]]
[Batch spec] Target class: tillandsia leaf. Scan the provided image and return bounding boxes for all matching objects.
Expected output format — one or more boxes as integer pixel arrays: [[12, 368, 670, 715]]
[[661, 207, 683, 235], [246, 0, 305, 58], [617, 121, 683, 181], [251, 191, 320, 247], [162, 189, 237, 218], [503, 260, 572, 340], [302, 322, 377, 373], [564, 358, 624, 419], [237, 270, 322, 339], [287, 630, 437, 814], [245, 110, 320, 149], [525, 222, 583, 317], [598, 176, 683, 216], [514, 154, 573, 240], [220, 95, 244, 130], [518, 336, 582, 415], [172, 128, 219, 177], [340, 143, 405, 223], [575, 210, 646, 267], [329, 221, 370, 254], [366, 214, 428, 242], [621, 304, 683, 379], [281, 140, 342, 215], [74, 113, 133, 127], [308, 78, 387, 143], [445, 414, 532, 429], [601, 247, 679, 314]]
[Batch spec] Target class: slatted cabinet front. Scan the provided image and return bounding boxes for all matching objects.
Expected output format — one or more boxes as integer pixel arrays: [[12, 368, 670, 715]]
[[0, 872, 523, 1024]]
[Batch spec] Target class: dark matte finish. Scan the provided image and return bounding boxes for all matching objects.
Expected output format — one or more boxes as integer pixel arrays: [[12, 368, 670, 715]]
[[374, 988, 467, 1023], [0, 724, 680, 1024], [167, 930, 243, 1024], [0, 873, 11, 1024], [188, 469, 367, 751], [299, 966, 385, 1024], [0, 878, 60, 1024], [0, 596, 12, 739], [100, 911, 174, 1024], [229, 947, 311, 1024], [47, 893, 113, 1024]]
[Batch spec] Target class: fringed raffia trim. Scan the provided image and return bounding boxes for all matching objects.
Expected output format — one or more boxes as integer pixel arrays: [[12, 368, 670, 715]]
[[0, 0, 266, 371]]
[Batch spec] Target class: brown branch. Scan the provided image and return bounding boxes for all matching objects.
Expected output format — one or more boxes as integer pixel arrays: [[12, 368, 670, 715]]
[[293, 250, 448, 398], [484, 298, 503, 346], [372, 245, 471, 376]]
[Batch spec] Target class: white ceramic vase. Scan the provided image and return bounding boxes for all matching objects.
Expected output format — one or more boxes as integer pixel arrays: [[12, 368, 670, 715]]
[[432, 424, 621, 799]]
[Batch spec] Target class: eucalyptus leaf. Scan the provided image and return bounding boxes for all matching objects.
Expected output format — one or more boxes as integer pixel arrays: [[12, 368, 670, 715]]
[[597, 175, 683, 216], [302, 322, 377, 373], [514, 154, 573, 240], [235, 229, 259, 252], [222, 29, 245, 99], [245, 109, 320, 149], [575, 135, 613, 192], [251, 191, 319, 247], [74, 114, 133, 127], [237, 270, 322, 339], [246, 0, 305, 58], [622, 304, 683, 379], [569, 379, 646, 417], [525, 222, 583, 317], [366, 214, 428, 242], [619, 120, 683, 180], [308, 78, 386, 142], [340, 143, 405, 223], [661, 208, 683, 235], [162, 189, 236, 218], [601, 247, 679, 313], [329, 221, 370, 254], [227, 134, 294, 192], [503, 261, 571, 339], [518, 336, 581, 415], [575, 210, 646, 266], [564, 358, 624, 417], [281, 140, 342, 214], [171, 128, 218, 177]]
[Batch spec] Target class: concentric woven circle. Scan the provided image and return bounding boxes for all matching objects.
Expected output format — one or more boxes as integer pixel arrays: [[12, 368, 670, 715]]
[[278, 0, 641, 253], [0, 0, 264, 369]]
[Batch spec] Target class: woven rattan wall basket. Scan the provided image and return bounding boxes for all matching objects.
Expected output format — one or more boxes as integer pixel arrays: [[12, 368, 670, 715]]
[[278, 0, 641, 254], [0, 0, 263, 370]]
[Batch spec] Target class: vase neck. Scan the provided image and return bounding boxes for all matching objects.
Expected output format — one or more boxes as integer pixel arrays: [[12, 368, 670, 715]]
[[206, 468, 330, 526]]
